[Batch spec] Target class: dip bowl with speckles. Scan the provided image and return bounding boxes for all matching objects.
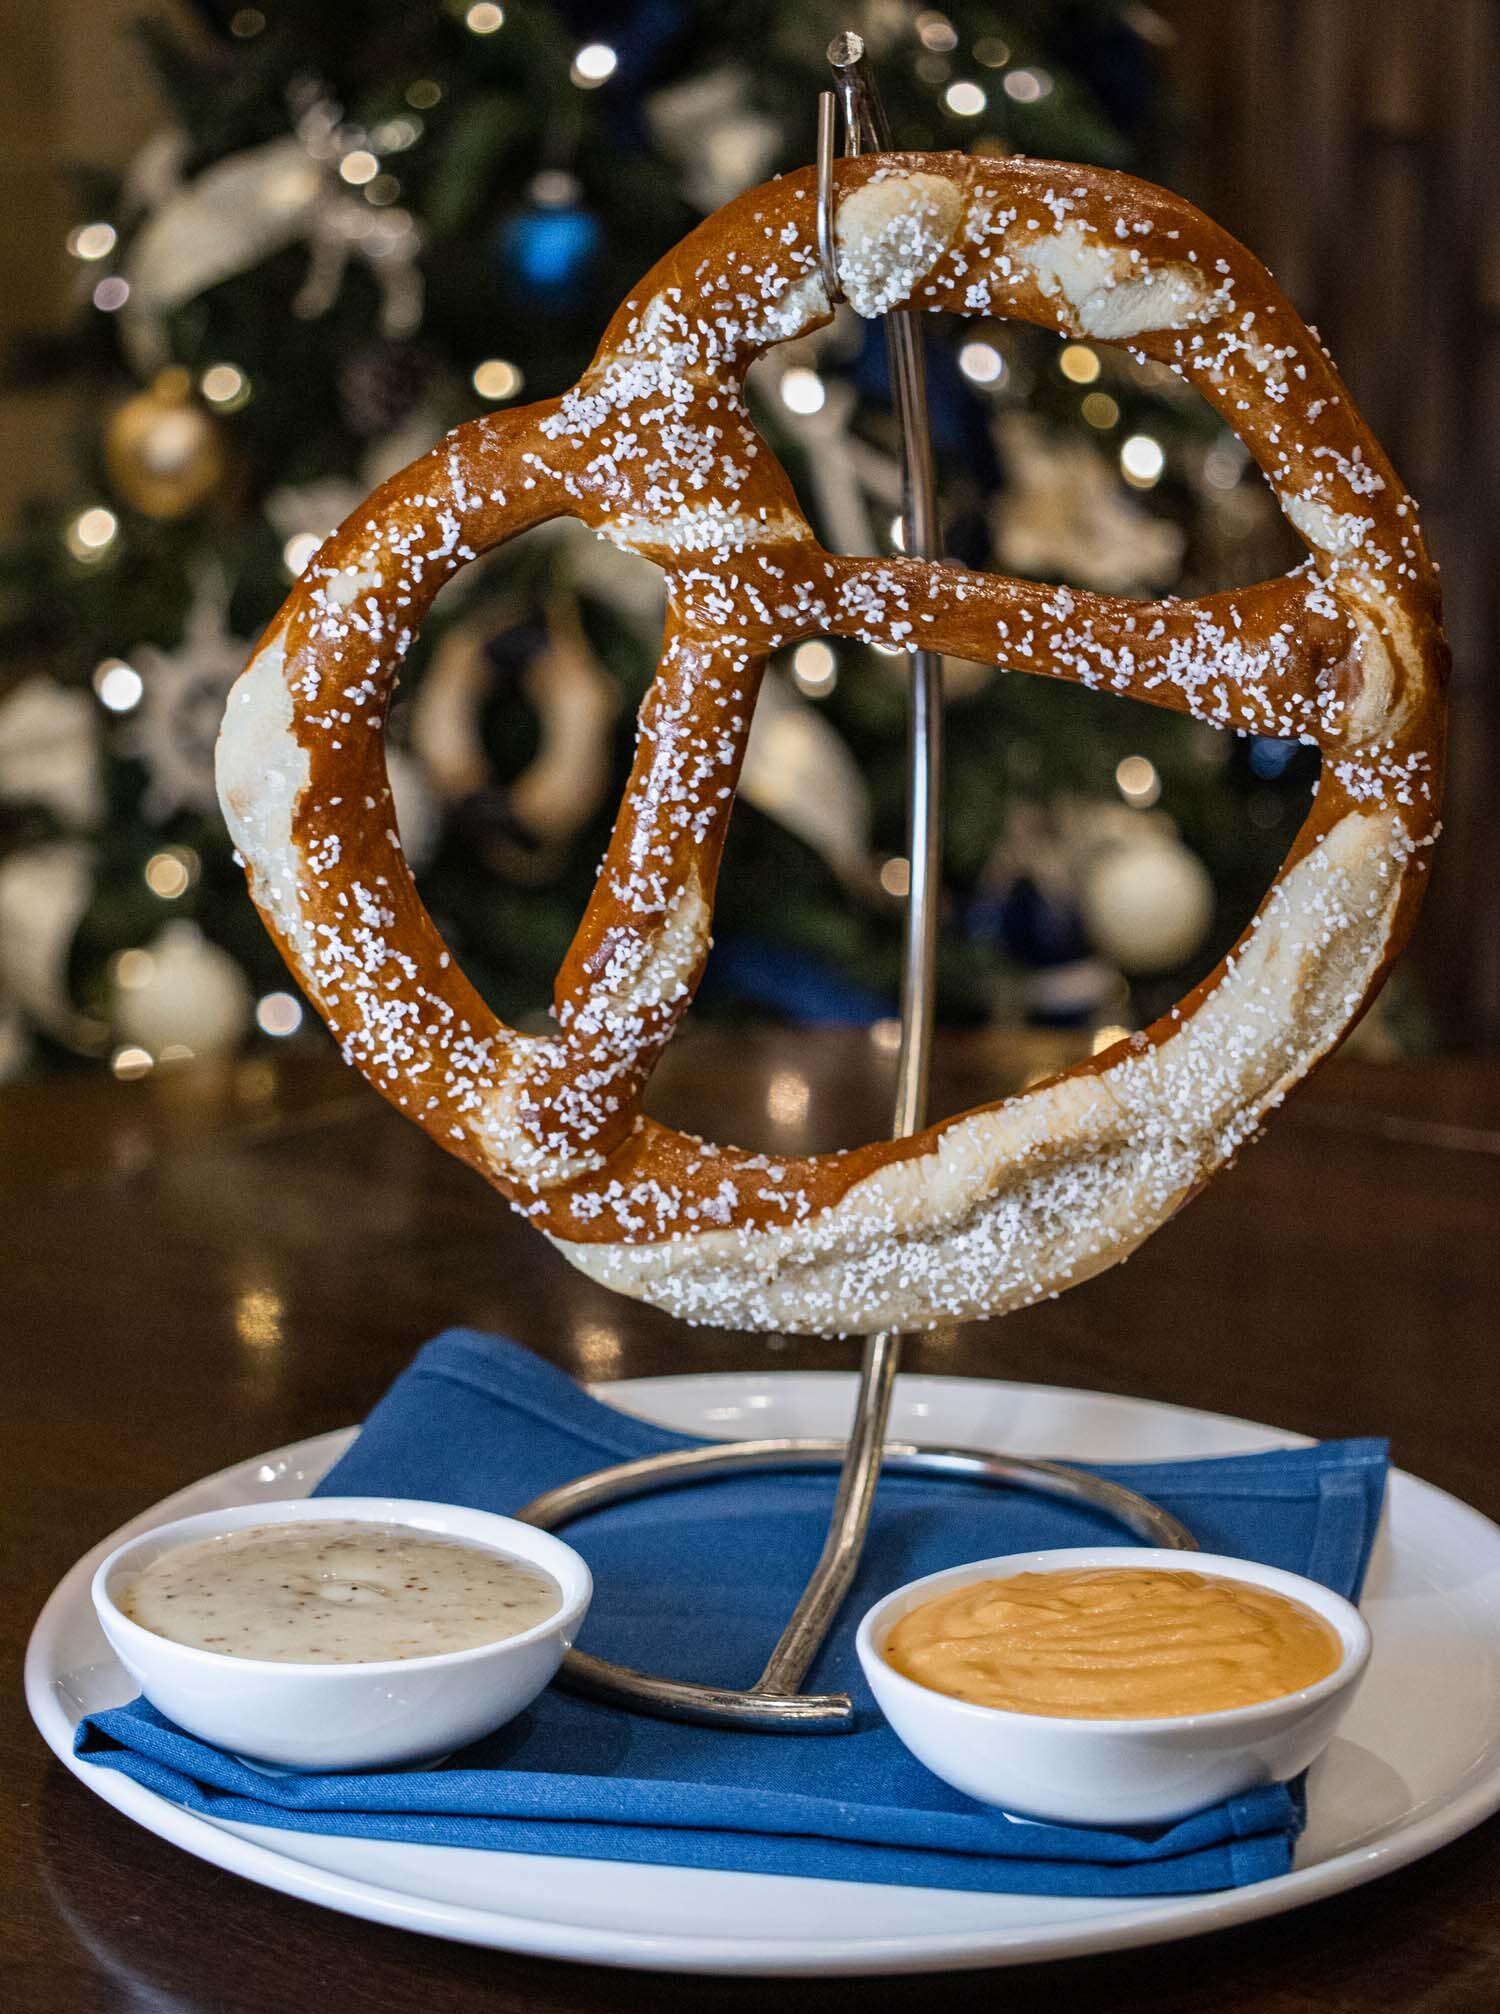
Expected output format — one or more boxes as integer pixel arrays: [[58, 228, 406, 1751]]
[[92, 1497, 592, 1772]]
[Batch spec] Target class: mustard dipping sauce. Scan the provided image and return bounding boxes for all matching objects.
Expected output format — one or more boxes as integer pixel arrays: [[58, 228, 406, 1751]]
[[883, 1567, 1343, 1719]]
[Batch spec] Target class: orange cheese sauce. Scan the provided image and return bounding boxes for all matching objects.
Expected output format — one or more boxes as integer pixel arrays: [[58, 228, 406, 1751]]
[[883, 1567, 1342, 1719]]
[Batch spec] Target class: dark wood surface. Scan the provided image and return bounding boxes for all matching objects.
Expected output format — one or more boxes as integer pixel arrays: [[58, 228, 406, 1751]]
[[7, 1028, 1500, 2011]]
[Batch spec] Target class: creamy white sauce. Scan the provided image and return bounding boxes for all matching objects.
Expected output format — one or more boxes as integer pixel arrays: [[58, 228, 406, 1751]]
[[120, 1520, 563, 1663]]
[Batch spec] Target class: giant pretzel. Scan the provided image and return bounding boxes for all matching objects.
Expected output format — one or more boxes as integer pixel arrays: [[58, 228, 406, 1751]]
[[217, 154, 1447, 1335]]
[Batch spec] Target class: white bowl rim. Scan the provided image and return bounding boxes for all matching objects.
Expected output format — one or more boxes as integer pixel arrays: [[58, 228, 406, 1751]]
[[91, 1495, 593, 1680], [856, 1545, 1372, 1736]]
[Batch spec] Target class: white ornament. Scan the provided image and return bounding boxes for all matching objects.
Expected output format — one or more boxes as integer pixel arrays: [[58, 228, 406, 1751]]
[[112, 920, 251, 1059], [360, 412, 444, 490], [994, 412, 1185, 594], [0, 841, 96, 1041], [264, 477, 361, 549], [121, 131, 422, 375], [1080, 833, 1215, 974], [741, 669, 871, 879], [126, 586, 253, 822], [646, 70, 781, 213], [0, 996, 28, 1083], [408, 600, 621, 882], [535, 519, 666, 641], [385, 746, 441, 873], [0, 679, 101, 826]]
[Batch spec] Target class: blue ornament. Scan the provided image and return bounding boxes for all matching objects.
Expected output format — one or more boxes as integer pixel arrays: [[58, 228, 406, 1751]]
[[701, 935, 891, 1025], [494, 173, 602, 311], [1248, 736, 1299, 780], [968, 873, 1092, 971]]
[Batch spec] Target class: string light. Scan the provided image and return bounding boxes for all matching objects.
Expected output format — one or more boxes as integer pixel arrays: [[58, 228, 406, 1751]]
[[791, 641, 837, 696], [229, 7, 265, 34], [256, 991, 303, 1037], [1058, 343, 1100, 384], [200, 362, 249, 408], [779, 366, 825, 415], [282, 532, 321, 575], [91, 276, 130, 312], [93, 658, 143, 711], [974, 36, 1010, 67], [405, 80, 442, 109], [67, 222, 116, 261], [888, 514, 907, 551], [365, 174, 401, 206], [111, 1045, 154, 1080], [1115, 754, 1162, 807], [145, 847, 198, 899], [465, 2, 504, 32], [944, 81, 987, 117], [571, 42, 617, 86], [472, 358, 523, 400], [1203, 435, 1247, 491], [880, 856, 912, 898], [1091, 1023, 1131, 1055], [373, 116, 422, 152], [111, 948, 155, 989], [339, 149, 378, 186], [67, 507, 118, 559], [1120, 433, 1165, 487], [869, 1017, 903, 1053], [1003, 68, 1052, 102], [916, 11, 958, 50], [1081, 391, 1119, 429], [958, 340, 1004, 385]]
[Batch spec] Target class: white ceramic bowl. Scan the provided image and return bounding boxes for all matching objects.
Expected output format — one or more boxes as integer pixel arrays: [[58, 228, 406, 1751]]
[[92, 1497, 592, 1772], [856, 1546, 1371, 1828]]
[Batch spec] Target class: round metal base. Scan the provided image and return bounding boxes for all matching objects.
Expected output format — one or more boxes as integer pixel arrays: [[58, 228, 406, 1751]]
[[516, 1438, 1196, 1733]]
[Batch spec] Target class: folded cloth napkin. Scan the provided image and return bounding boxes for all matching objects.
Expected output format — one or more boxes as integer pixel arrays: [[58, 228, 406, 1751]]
[[79, 1329, 1387, 1897]]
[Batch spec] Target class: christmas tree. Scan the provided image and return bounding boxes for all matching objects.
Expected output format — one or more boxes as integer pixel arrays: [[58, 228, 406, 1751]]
[[0, 0, 1314, 1083]]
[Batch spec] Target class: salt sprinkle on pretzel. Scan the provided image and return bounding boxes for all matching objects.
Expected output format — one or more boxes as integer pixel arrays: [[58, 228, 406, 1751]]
[[216, 154, 1447, 1335]]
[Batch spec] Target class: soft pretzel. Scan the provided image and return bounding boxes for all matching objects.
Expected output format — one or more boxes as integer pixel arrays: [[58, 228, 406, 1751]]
[[217, 153, 1447, 1335]]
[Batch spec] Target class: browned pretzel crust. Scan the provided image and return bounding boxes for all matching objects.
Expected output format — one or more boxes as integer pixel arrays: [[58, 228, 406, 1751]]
[[217, 154, 1447, 1333]]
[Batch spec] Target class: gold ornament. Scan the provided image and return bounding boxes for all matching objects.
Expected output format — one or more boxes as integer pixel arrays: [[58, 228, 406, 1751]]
[[105, 367, 228, 518]]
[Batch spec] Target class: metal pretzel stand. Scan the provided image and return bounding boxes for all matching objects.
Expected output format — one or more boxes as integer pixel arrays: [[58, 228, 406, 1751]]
[[517, 34, 1195, 1734]]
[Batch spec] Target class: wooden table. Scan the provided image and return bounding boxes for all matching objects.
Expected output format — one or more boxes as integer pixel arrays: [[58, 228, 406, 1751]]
[[7, 1028, 1500, 2011]]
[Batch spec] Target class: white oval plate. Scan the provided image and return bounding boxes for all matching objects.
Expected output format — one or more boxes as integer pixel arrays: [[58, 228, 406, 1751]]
[[26, 1373, 1500, 1976]]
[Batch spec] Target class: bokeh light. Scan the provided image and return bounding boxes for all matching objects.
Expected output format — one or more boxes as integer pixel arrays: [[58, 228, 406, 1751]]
[[93, 658, 143, 711], [1120, 434, 1166, 487], [779, 366, 826, 415], [791, 641, 837, 696], [256, 992, 303, 1037], [472, 358, 523, 400], [68, 222, 116, 261], [1115, 754, 1162, 807], [571, 42, 618, 86], [1059, 344, 1101, 384], [944, 81, 987, 117], [958, 340, 1005, 385]]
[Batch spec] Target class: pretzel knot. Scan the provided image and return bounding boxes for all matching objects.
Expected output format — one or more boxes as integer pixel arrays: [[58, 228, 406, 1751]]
[[217, 155, 1447, 1335]]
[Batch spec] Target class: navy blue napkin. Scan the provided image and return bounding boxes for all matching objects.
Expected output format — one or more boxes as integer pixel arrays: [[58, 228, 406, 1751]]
[[78, 1330, 1387, 1896]]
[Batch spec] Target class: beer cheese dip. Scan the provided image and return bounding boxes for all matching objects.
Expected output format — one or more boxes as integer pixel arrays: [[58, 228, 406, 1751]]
[[119, 1519, 564, 1663], [883, 1565, 1343, 1718]]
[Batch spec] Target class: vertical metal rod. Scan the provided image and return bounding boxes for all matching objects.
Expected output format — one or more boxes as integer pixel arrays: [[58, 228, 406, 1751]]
[[754, 33, 945, 1700]]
